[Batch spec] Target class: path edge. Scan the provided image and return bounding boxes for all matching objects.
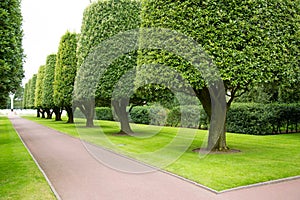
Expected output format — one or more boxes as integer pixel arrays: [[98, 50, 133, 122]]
[[9, 116, 62, 200]]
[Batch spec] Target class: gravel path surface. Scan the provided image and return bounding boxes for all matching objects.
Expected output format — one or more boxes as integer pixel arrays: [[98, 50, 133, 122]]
[[10, 116, 300, 200]]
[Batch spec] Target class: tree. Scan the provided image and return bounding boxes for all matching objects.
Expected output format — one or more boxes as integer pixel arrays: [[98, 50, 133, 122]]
[[54, 32, 78, 123], [138, 0, 299, 151], [23, 82, 29, 108], [35, 65, 46, 118], [75, 0, 141, 128], [12, 86, 23, 109], [42, 54, 57, 119], [28, 74, 37, 108], [0, 0, 24, 105]]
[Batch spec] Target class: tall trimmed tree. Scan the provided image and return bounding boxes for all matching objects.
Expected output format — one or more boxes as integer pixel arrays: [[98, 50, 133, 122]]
[[22, 82, 29, 108], [28, 74, 37, 108], [34, 65, 46, 118], [42, 54, 57, 119], [54, 31, 78, 123], [138, 0, 299, 151], [75, 0, 141, 128]]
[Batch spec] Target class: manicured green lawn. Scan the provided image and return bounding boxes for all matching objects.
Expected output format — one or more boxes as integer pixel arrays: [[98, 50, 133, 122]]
[[24, 116, 300, 191], [0, 117, 55, 200]]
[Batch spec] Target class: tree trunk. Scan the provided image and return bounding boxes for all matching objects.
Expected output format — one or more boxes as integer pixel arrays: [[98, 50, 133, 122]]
[[45, 108, 52, 119], [112, 98, 133, 134], [41, 110, 45, 118], [208, 116, 227, 151], [37, 108, 40, 117], [78, 100, 95, 127], [86, 112, 94, 127], [53, 107, 62, 121], [65, 106, 74, 123], [196, 81, 228, 151]]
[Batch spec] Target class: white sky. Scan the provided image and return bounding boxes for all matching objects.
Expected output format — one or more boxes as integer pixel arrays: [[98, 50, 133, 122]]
[[21, 0, 92, 85]]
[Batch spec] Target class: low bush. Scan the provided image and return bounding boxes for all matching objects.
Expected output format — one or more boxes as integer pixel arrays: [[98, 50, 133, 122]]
[[76, 103, 300, 135], [226, 103, 300, 135], [95, 107, 113, 121], [129, 106, 150, 124], [167, 105, 208, 129], [73, 108, 85, 118], [129, 105, 168, 125]]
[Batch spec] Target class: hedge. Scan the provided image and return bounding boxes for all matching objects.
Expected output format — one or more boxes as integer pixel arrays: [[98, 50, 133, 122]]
[[75, 103, 300, 135], [74, 107, 114, 121], [129, 105, 168, 125], [166, 105, 208, 129], [95, 107, 113, 121], [226, 103, 300, 135]]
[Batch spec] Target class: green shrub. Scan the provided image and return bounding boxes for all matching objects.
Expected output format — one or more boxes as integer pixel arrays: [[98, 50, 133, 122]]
[[73, 108, 85, 118], [167, 105, 208, 128], [129, 106, 150, 124], [226, 103, 300, 135], [95, 107, 113, 121], [129, 105, 168, 125], [226, 103, 270, 135], [149, 105, 168, 126]]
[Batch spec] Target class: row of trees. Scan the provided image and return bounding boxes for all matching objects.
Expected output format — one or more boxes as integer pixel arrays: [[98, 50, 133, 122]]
[[23, 32, 77, 123], [24, 0, 299, 151]]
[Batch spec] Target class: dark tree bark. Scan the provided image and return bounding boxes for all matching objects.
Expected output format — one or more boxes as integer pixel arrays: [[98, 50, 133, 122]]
[[45, 108, 52, 119], [78, 99, 95, 127], [41, 110, 46, 118], [112, 98, 133, 134], [65, 106, 74, 123], [53, 107, 62, 121], [196, 81, 228, 151], [37, 108, 40, 117]]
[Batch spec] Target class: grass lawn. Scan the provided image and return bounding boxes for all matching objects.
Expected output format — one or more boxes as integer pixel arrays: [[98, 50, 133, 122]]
[[24, 115, 300, 192], [0, 117, 55, 200]]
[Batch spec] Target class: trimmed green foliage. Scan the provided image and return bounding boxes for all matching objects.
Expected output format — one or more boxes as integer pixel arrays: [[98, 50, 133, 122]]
[[0, 0, 24, 104], [95, 107, 113, 121], [139, 0, 298, 91], [129, 106, 150, 124], [77, 0, 141, 70], [167, 105, 208, 128], [54, 31, 77, 108], [0, 117, 55, 199], [28, 74, 37, 108], [34, 65, 45, 108], [129, 105, 168, 126], [227, 103, 300, 135], [22, 82, 29, 108], [42, 54, 56, 109]]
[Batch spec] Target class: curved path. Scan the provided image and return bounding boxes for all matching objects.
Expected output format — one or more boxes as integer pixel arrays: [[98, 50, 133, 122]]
[[9, 116, 300, 200]]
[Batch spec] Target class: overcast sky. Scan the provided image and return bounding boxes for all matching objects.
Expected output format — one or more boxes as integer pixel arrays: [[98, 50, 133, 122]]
[[21, 0, 91, 84]]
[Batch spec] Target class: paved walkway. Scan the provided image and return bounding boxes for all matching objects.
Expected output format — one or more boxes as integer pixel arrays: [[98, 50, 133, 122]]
[[10, 116, 300, 200]]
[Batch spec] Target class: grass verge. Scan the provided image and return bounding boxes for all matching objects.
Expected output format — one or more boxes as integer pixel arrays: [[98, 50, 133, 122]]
[[0, 116, 55, 200], [24, 115, 300, 191]]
